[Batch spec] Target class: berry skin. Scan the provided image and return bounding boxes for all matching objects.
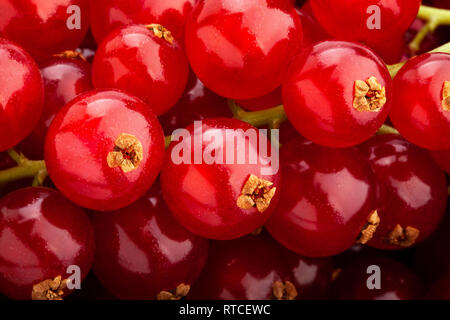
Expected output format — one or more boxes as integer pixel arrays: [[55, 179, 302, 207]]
[[90, 0, 196, 45], [430, 149, 450, 174], [282, 41, 393, 148], [426, 274, 450, 300], [45, 89, 165, 211], [92, 183, 209, 300], [296, 2, 329, 48], [92, 24, 189, 116], [189, 234, 333, 300], [159, 71, 231, 135], [359, 135, 448, 250], [265, 137, 378, 258], [0, 0, 90, 61], [0, 187, 95, 300], [161, 118, 281, 240], [185, 0, 303, 100], [390, 53, 450, 150], [236, 87, 283, 112], [310, 0, 421, 47], [18, 57, 93, 160], [0, 38, 44, 151]]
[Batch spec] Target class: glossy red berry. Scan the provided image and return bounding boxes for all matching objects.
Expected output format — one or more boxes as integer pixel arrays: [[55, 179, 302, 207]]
[[310, 0, 421, 47], [236, 88, 283, 112], [159, 71, 231, 135], [161, 118, 281, 240], [92, 24, 189, 116], [332, 253, 423, 300], [190, 234, 333, 300], [90, 0, 196, 45], [430, 149, 450, 174], [0, 0, 90, 61], [92, 183, 209, 300], [296, 2, 329, 48], [265, 137, 378, 258], [359, 134, 448, 250], [0, 187, 94, 300], [18, 57, 92, 160], [390, 53, 450, 150], [185, 0, 303, 100], [0, 38, 44, 151], [283, 41, 393, 148], [45, 89, 165, 211]]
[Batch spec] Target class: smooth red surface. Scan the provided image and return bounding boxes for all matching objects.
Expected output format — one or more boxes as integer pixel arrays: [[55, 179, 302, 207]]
[[236, 87, 282, 111], [159, 71, 231, 135], [0, 187, 94, 300], [310, 0, 420, 46], [19, 57, 92, 160], [161, 118, 281, 240], [265, 138, 378, 257], [390, 53, 450, 150], [426, 274, 450, 300], [332, 253, 423, 300], [0, 38, 44, 151], [359, 135, 447, 250], [92, 184, 209, 300], [93, 25, 189, 116], [45, 89, 165, 211], [185, 0, 303, 100], [90, 0, 196, 45], [296, 2, 329, 48], [0, 0, 90, 61], [430, 149, 450, 174], [283, 41, 393, 148], [190, 234, 333, 300]]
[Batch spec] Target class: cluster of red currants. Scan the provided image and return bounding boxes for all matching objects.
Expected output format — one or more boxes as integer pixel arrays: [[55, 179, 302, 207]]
[[0, 0, 449, 301]]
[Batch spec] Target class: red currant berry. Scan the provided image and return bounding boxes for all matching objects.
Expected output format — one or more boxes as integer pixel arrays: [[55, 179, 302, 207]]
[[390, 53, 450, 150], [159, 71, 231, 135], [296, 2, 329, 48], [0, 187, 94, 300], [332, 253, 423, 300], [0, 38, 44, 151], [190, 233, 333, 300], [0, 0, 90, 61], [90, 0, 195, 45], [236, 87, 283, 112], [430, 149, 450, 174], [45, 89, 165, 211], [161, 118, 281, 240], [92, 183, 209, 300], [310, 0, 421, 47], [185, 0, 303, 100], [283, 41, 393, 148], [359, 134, 448, 250], [18, 56, 93, 160], [265, 137, 378, 257], [92, 24, 189, 116], [426, 274, 450, 300]]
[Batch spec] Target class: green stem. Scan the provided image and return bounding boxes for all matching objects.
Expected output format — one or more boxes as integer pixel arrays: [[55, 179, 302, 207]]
[[377, 124, 400, 135], [228, 100, 287, 127], [0, 149, 47, 187]]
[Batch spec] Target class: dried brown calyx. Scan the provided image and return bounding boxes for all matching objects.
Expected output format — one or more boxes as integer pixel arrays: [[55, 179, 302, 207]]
[[272, 281, 298, 300], [157, 283, 190, 300], [442, 81, 450, 111], [353, 76, 387, 112], [107, 133, 143, 173], [54, 50, 87, 62], [356, 210, 380, 244], [387, 224, 420, 248], [236, 175, 276, 213], [31, 276, 68, 300], [251, 226, 263, 236], [146, 24, 174, 44]]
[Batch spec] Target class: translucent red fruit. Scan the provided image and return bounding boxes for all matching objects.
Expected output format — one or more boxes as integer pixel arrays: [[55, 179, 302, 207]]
[[236, 88, 283, 112], [0, 0, 90, 61], [0, 187, 94, 300], [90, 0, 196, 45], [185, 0, 303, 100], [18, 57, 93, 160], [390, 53, 450, 150], [0, 38, 44, 151], [310, 0, 421, 47], [359, 135, 448, 250], [189, 234, 333, 300], [282, 41, 393, 148], [296, 2, 329, 48], [92, 183, 209, 300], [45, 89, 165, 211], [158, 71, 231, 135], [430, 149, 450, 174], [265, 137, 378, 258], [161, 118, 281, 240], [332, 253, 424, 300]]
